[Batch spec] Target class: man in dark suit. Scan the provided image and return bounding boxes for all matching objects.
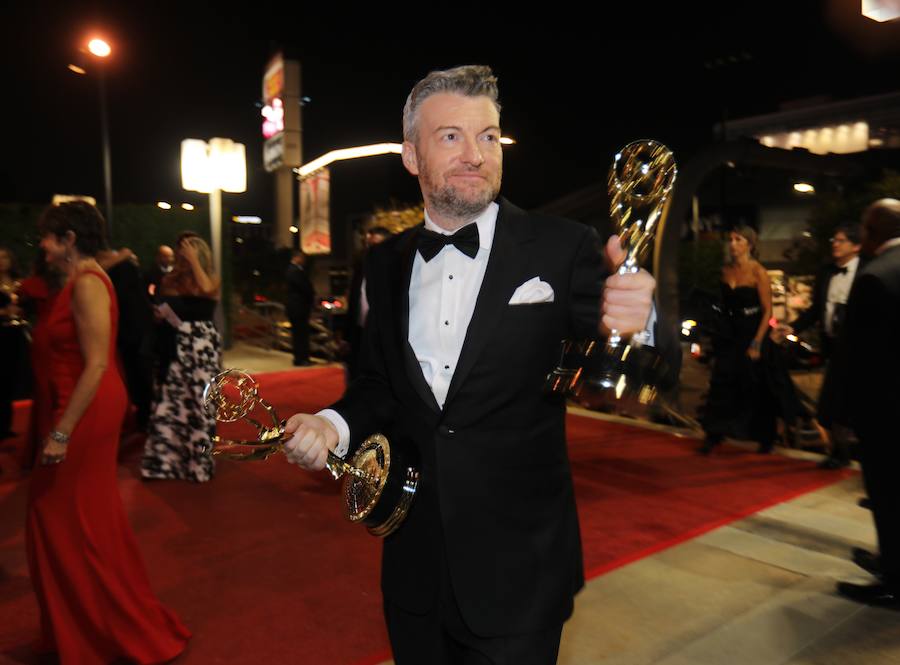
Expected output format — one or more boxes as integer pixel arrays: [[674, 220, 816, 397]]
[[835, 198, 900, 610], [786, 225, 863, 468], [285, 251, 314, 366], [282, 65, 656, 663]]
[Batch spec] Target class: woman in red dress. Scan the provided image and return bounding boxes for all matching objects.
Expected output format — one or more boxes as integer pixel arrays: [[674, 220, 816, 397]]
[[27, 202, 190, 664]]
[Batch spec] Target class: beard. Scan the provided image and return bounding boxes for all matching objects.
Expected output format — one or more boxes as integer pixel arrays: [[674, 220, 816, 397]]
[[419, 156, 501, 222]]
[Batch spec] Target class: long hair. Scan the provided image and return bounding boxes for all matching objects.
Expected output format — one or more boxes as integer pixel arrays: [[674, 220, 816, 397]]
[[177, 231, 214, 273], [165, 232, 214, 295]]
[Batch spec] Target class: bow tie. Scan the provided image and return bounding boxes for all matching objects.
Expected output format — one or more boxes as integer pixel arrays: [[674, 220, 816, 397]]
[[833, 266, 848, 275], [417, 224, 480, 262]]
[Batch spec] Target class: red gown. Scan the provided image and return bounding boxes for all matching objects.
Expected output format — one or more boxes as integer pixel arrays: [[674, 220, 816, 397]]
[[26, 269, 190, 664], [17, 275, 59, 468]]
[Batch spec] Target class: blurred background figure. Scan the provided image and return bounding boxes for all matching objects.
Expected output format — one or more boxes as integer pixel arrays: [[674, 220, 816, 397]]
[[144, 244, 175, 300], [142, 231, 221, 482], [341, 226, 391, 380], [16, 252, 64, 469], [285, 250, 314, 367], [700, 226, 806, 455], [98, 247, 155, 433], [28, 201, 190, 663], [785, 224, 864, 469], [835, 199, 900, 610], [0, 246, 24, 441]]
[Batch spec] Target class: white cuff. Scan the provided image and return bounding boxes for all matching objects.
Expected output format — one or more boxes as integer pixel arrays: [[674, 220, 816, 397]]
[[634, 302, 657, 347], [316, 409, 350, 458]]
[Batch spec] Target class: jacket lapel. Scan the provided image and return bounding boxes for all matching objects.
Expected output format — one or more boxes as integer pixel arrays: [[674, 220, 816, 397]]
[[388, 225, 441, 414], [443, 198, 536, 408]]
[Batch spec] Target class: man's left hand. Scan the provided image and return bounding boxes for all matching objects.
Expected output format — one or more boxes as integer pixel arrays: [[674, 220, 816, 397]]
[[600, 235, 656, 336]]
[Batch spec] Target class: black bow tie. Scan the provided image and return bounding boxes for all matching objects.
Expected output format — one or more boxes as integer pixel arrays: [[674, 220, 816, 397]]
[[417, 224, 480, 262], [833, 266, 848, 275]]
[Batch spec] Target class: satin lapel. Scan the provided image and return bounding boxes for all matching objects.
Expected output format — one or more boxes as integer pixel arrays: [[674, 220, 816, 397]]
[[443, 200, 536, 408], [390, 224, 441, 414]]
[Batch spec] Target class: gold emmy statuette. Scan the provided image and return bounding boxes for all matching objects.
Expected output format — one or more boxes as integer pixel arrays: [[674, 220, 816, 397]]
[[545, 140, 677, 408], [203, 369, 418, 537]]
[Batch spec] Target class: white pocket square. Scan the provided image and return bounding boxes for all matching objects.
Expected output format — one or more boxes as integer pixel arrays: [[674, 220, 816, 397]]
[[508, 277, 555, 305]]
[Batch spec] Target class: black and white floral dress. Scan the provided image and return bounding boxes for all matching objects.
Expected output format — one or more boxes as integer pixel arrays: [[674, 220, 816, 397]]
[[142, 296, 220, 482]]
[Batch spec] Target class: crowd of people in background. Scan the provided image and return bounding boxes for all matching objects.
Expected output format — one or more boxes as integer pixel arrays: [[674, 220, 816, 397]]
[[1, 211, 221, 483]]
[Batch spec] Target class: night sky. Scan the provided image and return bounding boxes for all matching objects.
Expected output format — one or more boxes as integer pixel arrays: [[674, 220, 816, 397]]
[[5, 2, 900, 225]]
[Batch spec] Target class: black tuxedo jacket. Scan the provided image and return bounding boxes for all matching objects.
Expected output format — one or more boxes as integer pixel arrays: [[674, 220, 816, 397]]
[[792, 260, 865, 355], [837, 246, 900, 436], [330, 198, 605, 636]]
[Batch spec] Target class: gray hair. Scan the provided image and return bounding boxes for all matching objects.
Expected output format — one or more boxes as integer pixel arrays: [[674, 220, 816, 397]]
[[402, 65, 501, 143]]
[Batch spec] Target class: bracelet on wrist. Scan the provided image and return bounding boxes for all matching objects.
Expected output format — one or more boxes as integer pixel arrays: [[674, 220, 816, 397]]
[[48, 430, 71, 445]]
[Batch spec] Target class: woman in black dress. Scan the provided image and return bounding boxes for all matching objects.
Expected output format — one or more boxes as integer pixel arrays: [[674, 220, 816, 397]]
[[700, 226, 805, 454]]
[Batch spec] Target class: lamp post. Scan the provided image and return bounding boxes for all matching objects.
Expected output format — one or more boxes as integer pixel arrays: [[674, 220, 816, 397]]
[[86, 38, 114, 235], [180, 137, 247, 336]]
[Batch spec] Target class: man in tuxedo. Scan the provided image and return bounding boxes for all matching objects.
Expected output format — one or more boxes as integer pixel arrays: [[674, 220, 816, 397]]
[[282, 65, 656, 662], [787, 225, 863, 468], [835, 198, 900, 610], [285, 251, 314, 366]]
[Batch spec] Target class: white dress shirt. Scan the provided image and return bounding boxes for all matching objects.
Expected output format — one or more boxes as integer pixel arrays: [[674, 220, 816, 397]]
[[825, 256, 859, 337], [408, 203, 498, 409]]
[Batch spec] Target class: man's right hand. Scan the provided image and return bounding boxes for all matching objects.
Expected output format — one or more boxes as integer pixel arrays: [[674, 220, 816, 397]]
[[283, 414, 339, 471]]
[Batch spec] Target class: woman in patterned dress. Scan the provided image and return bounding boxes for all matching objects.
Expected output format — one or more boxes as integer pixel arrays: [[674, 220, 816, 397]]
[[141, 231, 221, 482]]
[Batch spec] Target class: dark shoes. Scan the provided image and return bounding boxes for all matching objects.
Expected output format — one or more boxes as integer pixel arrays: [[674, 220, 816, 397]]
[[836, 581, 900, 610], [818, 456, 850, 470], [852, 547, 883, 578]]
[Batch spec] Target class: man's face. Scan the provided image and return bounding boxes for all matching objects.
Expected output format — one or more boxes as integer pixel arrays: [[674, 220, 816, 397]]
[[830, 231, 861, 264], [402, 93, 502, 226], [365, 231, 388, 248], [158, 246, 175, 268]]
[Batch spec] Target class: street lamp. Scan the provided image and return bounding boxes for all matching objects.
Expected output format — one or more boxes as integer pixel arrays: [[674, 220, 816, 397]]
[[181, 137, 247, 334], [73, 37, 115, 235]]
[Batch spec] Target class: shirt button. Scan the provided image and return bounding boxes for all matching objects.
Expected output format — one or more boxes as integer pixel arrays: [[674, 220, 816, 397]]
[[444, 365, 450, 370], [444, 320, 449, 326], [449, 275, 454, 280]]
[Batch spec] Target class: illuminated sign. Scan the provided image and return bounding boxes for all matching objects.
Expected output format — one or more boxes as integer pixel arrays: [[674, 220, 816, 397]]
[[262, 97, 284, 139], [261, 53, 300, 172]]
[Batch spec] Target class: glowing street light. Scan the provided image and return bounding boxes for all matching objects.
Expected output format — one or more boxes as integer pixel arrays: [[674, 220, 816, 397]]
[[71, 36, 115, 235], [181, 137, 247, 334], [88, 38, 111, 57]]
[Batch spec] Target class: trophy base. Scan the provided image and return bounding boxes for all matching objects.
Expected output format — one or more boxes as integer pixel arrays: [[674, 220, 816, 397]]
[[575, 343, 666, 410], [342, 434, 419, 538]]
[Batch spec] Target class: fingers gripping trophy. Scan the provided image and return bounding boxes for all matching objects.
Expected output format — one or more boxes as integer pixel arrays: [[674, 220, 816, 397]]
[[203, 369, 418, 537], [546, 140, 677, 407]]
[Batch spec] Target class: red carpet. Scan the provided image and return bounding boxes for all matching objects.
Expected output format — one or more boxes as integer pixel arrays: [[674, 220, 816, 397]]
[[0, 366, 852, 665]]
